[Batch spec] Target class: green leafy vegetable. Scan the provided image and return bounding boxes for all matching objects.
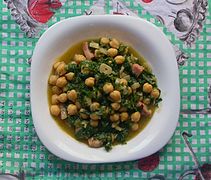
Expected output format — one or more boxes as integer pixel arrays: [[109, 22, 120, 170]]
[[49, 37, 162, 151]]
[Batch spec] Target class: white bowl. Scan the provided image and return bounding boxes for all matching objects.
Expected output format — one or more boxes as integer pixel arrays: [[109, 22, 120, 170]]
[[31, 15, 180, 163]]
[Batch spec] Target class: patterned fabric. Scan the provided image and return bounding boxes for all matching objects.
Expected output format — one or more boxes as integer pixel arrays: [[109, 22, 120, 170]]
[[136, 0, 208, 46], [0, 0, 210, 179]]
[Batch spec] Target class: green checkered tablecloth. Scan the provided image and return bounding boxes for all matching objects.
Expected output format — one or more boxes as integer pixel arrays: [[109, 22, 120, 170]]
[[0, 0, 210, 179]]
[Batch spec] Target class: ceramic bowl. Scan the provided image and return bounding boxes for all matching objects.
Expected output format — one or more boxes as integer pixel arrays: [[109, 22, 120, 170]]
[[31, 15, 180, 163]]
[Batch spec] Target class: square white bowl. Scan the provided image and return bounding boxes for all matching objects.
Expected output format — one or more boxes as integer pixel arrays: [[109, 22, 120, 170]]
[[31, 15, 180, 163]]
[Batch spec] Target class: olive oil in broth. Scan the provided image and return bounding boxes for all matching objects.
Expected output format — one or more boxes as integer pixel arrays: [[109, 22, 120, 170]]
[[48, 40, 155, 144]]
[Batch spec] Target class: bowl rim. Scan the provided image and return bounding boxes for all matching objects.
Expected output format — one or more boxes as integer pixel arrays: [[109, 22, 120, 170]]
[[31, 15, 180, 163]]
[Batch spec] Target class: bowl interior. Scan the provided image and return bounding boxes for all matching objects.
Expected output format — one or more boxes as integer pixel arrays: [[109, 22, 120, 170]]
[[31, 15, 180, 163]]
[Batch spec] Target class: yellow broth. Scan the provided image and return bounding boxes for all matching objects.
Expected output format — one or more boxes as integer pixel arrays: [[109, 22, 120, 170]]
[[48, 39, 157, 145]]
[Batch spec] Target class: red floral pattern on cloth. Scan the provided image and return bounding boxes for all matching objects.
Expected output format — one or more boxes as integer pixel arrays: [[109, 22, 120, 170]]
[[4, 0, 64, 37], [195, 164, 211, 180], [138, 152, 160, 172], [142, 0, 153, 3], [137, 0, 208, 46], [28, 0, 62, 23]]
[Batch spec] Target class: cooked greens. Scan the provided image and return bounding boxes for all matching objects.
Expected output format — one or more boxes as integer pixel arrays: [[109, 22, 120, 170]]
[[48, 37, 161, 151]]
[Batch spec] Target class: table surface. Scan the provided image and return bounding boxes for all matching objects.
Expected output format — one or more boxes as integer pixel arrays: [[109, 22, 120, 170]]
[[0, 0, 210, 179]]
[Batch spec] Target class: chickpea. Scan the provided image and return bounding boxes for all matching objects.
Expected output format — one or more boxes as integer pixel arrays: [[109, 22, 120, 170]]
[[131, 112, 141, 122], [151, 88, 160, 99], [56, 77, 67, 88], [90, 102, 100, 111], [53, 61, 61, 70], [79, 108, 89, 119], [107, 48, 118, 57], [110, 113, 120, 122], [103, 83, 114, 94], [131, 123, 139, 131], [100, 37, 110, 45], [74, 54, 86, 64], [88, 137, 103, 148], [58, 93, 67, 103], [114, 55, 125, 64], [85, 77, 95, 87], [111, 103, 120, 111], [67, 104, 78, 115], [120, 112, 129, 122], [119, 78, 127, 86], [67, 90, 77, 102], [143, 83, 153, 93], [65, 72, 75, 81], [51, 86, 62, 95], [56, 62, 67, 76], [50, 105, 60, 116], [51, 94, 59, 105], [90, 120, 99, 127], [90, 113, 100, 121], [109, 38, 120, 49], [48, 75, 58, 85], [109, 90, 121, 102]]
